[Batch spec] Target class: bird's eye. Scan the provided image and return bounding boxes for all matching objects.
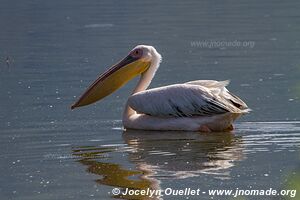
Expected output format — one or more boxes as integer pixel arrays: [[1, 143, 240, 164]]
[[131, 49, 143, 58]]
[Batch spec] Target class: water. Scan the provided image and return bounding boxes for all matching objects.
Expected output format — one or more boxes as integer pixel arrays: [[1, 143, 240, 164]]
[[1, 0, 300, 199]]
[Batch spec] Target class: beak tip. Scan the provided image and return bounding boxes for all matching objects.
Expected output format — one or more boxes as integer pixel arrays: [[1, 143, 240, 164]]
[[71, 104, 76, 110]]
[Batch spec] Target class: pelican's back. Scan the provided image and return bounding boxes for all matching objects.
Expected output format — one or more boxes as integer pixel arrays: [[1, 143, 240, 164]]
[[128, 80, 249, 118]]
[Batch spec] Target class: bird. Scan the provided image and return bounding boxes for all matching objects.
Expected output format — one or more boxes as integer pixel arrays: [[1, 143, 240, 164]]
[[71, 45, 250, 132]]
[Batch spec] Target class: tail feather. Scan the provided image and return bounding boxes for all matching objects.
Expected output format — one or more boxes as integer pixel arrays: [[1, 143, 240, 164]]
[[227, 91, 249, 110]]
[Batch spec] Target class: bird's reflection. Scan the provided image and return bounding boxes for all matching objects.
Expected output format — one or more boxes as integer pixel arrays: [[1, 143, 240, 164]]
[[123, 130, 244, 179], [72, 130, 245, 199], [73, 146, 158, 200]]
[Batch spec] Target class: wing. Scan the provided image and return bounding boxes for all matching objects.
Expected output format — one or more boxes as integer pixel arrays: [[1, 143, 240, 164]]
[[128, 81, 248, 118], [185, 80, 230, 88], [186, 80, 249, 110]]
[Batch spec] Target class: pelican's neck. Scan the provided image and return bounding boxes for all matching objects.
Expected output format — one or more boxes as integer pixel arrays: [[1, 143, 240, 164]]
[[123, 52, 161, 118], [132, 69, 154, 94]]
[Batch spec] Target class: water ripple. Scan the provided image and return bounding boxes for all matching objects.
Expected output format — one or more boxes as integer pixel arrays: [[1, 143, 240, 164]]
[[238, 121, 300, 153]]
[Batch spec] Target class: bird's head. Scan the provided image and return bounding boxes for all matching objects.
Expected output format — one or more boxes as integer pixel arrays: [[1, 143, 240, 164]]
[[71, 45, 161, 109]]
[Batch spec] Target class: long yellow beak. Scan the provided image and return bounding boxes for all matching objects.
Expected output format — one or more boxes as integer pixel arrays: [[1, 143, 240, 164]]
[[71, 55, 151, 109]]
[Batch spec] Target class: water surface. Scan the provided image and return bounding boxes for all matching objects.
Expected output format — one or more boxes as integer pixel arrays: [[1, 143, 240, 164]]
[[1, 0, 300, 199]]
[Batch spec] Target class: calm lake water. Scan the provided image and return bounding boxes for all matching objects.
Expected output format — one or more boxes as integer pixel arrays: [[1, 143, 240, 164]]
[[1, 0, 300, 200]]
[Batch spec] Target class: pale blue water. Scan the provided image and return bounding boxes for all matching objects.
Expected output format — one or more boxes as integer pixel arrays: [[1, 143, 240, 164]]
[[0, 0, 300, 200]]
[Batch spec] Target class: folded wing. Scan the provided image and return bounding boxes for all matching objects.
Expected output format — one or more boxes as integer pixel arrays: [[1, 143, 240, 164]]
[[128, 80, 249, 117]]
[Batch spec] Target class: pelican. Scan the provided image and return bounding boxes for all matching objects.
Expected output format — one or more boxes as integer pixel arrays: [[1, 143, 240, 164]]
[[71, 45, 250, 132]]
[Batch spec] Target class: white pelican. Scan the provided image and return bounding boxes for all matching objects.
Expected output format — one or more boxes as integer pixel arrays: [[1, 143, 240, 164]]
[[71, 45, 250, 132]]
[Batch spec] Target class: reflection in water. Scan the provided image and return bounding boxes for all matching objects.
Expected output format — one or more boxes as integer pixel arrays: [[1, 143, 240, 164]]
[[73, 146, 157, 200], [123, 130, 244, 179], [73, 131, 244, 199]]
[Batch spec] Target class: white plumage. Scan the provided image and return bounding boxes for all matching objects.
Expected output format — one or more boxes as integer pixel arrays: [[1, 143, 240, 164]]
[[72, 45, 250, 132], [122, 46, 250, 132], [129, 80, 248, 118]]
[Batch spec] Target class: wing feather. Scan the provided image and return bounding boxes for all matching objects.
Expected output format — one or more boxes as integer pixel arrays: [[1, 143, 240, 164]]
[[128, 81, 247, 118], [185, 80, 230, 88]]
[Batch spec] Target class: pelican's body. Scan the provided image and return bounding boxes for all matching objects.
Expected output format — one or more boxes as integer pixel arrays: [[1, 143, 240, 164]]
[[72, 45, 250, 132]]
